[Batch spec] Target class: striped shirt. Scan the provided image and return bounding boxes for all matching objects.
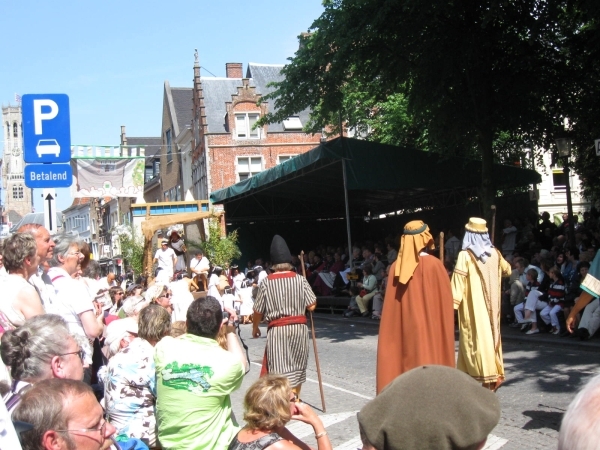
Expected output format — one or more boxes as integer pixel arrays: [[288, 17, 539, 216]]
[[547, 280, 566, 303], [254, 272, 316, 386]]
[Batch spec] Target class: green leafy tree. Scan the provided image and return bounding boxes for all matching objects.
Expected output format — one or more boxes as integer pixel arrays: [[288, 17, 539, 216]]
[[113, 223, 145, 277], [191, 220, 241, 268], [260, 0, 587, 219]]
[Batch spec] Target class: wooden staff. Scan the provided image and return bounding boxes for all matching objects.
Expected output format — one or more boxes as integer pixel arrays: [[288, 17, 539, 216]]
[[491, 205, 497, 244], [439, 231, 445, 262], [300, 251, 326, 412]]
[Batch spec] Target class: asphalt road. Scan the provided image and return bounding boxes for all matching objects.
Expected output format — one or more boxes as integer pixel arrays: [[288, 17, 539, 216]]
[[229, 314, 599, 450]]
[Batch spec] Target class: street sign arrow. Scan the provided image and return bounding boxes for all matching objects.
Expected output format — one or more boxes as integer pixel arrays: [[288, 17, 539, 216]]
[[45, 193, 54, 230]]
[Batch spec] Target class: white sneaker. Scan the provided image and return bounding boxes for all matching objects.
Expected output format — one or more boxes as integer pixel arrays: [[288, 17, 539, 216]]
[[526, 329, 540, 335], [552, 329, 560, 335]]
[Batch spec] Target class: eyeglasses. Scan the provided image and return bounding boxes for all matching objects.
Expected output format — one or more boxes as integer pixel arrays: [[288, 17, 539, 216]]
[[289, 392, 298, 403], [160, 293, 171, 298], [67, 251, 84, 258], [56, 419, 107, 436], [58, 350, 85, 362]]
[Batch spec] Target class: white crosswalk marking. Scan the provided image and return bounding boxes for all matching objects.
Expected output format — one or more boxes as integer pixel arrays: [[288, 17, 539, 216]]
[[483, 434, 509, 449]]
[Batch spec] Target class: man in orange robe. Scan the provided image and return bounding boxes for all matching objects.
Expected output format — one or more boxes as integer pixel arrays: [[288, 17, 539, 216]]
[[376, 220, 455, 394]]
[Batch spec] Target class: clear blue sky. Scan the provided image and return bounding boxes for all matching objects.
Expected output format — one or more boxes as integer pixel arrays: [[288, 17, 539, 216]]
[[0, 0, 325, 212]]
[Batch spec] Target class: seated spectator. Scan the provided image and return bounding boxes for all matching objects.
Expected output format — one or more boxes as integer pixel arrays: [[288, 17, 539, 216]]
[[371, 265, 390, 320], [558, 373, 600, 450], [13, 378, 116, 450], [1, 314, 84, 414], [371, 253, 386, 282], [355, 264, 378, 317], [120, 294, 151, 319], [313, 252, 345, 296], [513, 268, 541, 327], [0, 233, 45, 329], [229, 374, 332, 450], [102, 317, 138, 360], [540, 268, 566, 334], [104, 305, 171, 447], [343, 287, 361, 318], [154, 297, 248, 449], [386, 241, 398, 264], [357, 365, 500, 450]]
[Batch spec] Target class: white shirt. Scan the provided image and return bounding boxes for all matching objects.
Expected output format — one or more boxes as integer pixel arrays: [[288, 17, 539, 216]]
[[190, 256, 210, 274], [29, 268, 58, 313], [48, 267, 95, 364], [154, 248, 176, 274]]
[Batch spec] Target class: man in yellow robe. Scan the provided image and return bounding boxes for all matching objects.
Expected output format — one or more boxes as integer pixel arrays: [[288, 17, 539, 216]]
[[452, 217, 511, 391]]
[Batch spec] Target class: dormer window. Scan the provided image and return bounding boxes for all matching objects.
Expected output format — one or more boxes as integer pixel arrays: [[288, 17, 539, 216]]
[[283, 116, 302, 131], [235, 113, 260, 139]]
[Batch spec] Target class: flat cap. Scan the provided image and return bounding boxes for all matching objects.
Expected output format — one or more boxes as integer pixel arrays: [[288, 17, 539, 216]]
[[358, 365, 500, 450]]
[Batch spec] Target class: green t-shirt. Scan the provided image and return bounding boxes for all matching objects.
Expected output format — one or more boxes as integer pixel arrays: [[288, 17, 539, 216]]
[[154, 334, 244, 449]]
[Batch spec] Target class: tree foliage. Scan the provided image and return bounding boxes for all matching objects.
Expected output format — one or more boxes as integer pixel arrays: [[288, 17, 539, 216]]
[[260, 0, 600, 215], [113, 223, 145, 277], [197, 220, 242, 268]]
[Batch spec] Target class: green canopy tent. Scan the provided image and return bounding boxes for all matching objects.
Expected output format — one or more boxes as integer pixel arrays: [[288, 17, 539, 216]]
[[211, 137, 541, 261]]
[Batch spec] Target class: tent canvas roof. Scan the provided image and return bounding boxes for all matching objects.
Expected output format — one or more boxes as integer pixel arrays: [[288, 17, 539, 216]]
[[210, 137, 541, 223]]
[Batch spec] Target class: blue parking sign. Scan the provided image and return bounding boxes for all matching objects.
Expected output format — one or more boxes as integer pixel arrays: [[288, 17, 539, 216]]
[[22, 94, 71, 163]]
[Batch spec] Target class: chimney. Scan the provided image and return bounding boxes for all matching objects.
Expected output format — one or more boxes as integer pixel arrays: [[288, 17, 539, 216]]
[[120, 125, 127, 145], [226, 63, 243, 78]]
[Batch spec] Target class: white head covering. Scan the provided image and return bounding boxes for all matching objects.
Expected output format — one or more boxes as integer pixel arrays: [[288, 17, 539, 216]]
[[462, 218, 494, 263]]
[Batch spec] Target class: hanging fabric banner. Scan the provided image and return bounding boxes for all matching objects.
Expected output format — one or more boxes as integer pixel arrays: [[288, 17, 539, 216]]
[[71, 158, 145, 198]]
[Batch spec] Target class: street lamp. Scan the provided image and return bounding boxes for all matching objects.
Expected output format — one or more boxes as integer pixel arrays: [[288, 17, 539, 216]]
[[555, 138, 576, 245]]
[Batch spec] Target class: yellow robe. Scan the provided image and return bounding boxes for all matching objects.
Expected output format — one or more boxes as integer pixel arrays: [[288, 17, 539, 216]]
[[452, 249, 511, 384]]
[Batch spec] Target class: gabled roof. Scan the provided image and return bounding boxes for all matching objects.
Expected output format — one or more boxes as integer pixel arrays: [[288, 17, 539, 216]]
[[246, 63, 312, 133], [201, 78, 244, 133], [170, 88, 194, 134], [210, 137, 542, 223], [199, 63, 313, 134]]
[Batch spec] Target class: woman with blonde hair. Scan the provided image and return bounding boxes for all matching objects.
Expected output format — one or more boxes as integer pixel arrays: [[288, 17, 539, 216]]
[[229, 374, 332, 450]]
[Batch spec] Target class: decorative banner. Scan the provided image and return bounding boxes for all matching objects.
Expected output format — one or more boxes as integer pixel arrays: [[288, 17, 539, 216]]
[[71, 158, 145, 197]]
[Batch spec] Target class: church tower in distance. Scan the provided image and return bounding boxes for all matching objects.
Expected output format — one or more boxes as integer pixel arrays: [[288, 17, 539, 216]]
[[2, 103, 33, 225]]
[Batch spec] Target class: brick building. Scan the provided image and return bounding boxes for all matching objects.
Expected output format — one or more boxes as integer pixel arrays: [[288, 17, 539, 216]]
[[159, 83, 193, 203], [190, 58, 324, 199]]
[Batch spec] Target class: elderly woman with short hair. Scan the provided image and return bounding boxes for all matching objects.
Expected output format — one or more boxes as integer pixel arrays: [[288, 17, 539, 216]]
[[0, 233, 44, 329], [1, 314, 84, 413], [47, 234, 103, 374], [104, 304, 172, 446]]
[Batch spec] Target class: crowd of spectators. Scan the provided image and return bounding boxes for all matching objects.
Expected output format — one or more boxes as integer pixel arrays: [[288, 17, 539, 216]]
[[1, 208, 600, 448]]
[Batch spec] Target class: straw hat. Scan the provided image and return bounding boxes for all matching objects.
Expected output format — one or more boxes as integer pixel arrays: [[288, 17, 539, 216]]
[[465, 217, 488, 234]]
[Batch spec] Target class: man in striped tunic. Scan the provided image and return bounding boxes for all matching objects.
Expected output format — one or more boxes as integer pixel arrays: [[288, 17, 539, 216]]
[[252, 235, 317, 397]]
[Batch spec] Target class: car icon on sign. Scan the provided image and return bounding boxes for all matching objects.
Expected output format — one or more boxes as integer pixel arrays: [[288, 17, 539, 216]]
[[36, 139, 61, 158]]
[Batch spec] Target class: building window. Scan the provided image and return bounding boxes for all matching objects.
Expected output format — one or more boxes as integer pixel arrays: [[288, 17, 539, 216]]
[[235, 113, 260, 139], [166, 129, 172, 163], [237, 157, 262, 181], [552, 169, 568, 191], [278, 155, 294, 164], [13, 123, 18, 138], [12, 185, 23, 199], [145, 166, 154, 181], [282, 116, 302, 131]]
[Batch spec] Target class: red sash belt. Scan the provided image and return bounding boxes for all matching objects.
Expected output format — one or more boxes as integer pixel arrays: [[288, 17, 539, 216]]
[[260, 315, 307, 377]]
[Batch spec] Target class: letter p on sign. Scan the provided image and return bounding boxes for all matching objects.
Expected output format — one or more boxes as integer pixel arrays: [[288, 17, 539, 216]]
[[33, 99, 59, 135]]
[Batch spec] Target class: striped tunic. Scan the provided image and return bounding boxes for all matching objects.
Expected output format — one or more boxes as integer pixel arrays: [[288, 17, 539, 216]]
[[254, 272, 316, 386]]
